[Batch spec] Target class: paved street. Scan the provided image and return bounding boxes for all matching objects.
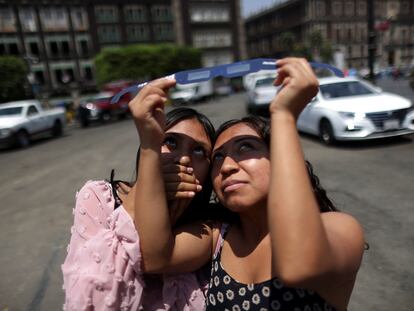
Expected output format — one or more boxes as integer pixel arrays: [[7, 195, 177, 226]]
[[0, 78, 413, 310]]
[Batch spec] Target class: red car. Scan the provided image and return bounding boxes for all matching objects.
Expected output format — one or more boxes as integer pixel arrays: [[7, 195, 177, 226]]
[[77, 80, 135, 127]]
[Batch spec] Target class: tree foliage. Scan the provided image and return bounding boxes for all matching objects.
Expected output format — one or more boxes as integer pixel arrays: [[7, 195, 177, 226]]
[[277, 30, 333, 63], [0, 56, 27, 103], [94, 44, 202, 87]]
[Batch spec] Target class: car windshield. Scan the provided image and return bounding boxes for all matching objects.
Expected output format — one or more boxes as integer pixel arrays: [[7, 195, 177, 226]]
[[319, 81, 374, 99], [0, 107, 23, 116], [255, 77, 275, 88]]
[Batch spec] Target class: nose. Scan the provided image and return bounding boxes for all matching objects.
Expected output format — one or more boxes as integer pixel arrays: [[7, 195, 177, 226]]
[[220, 155, 239, 176], [175, 155, 191, 166]]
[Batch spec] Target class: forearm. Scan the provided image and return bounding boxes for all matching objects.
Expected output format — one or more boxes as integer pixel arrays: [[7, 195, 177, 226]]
[[130, 147, 174, 272], [268, 111, 332, 284]]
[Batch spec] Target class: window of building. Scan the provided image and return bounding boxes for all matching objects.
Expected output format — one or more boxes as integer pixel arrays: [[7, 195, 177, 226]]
[[40, 7, 69, 31], [62, 41, 70, 56], [29, 42, 40, 56], [357, 1, 366, 16], [401, 1, 410, 14], [97, 25, 121, 43], [202, 51, 233, 67], [126, 25, 150, 42], [71, 8, 88, 30], [95, 5, 118, 23], [348, 28, 352, 41], [345, 1, 354, 16], [332, 1, 342, 16], [19, 8, 37, 32], [79, 40, 89, 55], [124, 5, 147, 22], [9, 43, 19, 55], [54, 68, 74, 85], [151, 5, 172, 22], [0, 44, 5, 54], [83, 67, 93, 81], [193, 30, 232, 48], [0, 7, 16, 32], [34, 71, 45, 85], [153, 24, 174, 41], [190, 5, 230, 22], [316, 1, 326, 17], [49, 42, 59, 57]]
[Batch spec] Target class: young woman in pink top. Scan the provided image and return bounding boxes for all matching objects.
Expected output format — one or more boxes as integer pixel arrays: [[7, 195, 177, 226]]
[[62, 87, 220, 310], [129, 58, 365, 311]]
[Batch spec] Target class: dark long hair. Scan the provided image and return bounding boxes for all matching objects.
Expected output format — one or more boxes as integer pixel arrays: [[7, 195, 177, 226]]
[[214, 115, 338, 214], [110, 107, 216, 227]]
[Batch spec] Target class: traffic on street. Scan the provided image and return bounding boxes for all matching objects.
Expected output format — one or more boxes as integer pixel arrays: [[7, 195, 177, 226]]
[[0, 76, 413, 310]]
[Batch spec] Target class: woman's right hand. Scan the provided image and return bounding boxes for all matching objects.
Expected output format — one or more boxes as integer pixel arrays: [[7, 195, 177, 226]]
[[162, 157, 202, 225], [128, 79, 176, 149]]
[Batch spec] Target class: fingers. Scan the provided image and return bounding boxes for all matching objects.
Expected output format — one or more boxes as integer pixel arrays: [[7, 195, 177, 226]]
[[162, 162, 194, 174], [149, 77, 176, 91]]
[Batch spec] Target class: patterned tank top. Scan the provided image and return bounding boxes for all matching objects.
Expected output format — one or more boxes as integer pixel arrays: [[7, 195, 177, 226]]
[[205, 224, 337, 311]]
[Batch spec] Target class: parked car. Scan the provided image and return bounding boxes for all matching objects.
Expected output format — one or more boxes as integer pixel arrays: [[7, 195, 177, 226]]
[[170, 80, 214, 106], [77, 80, 134, 127], [0, 100, 66, 148], [297, 77, 414, 145], [246, 76, 279, 114]]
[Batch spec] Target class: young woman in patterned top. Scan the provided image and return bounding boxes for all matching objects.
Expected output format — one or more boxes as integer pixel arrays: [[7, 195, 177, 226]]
[[129, 58, 365, 310]]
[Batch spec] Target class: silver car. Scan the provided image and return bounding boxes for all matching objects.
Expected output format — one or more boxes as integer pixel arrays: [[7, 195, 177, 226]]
[[246, 76, 278, 114], [297, 77, 414, 145]]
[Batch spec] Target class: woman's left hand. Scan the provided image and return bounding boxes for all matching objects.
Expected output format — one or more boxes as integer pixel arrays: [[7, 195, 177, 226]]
[[270, 58, 319, 120]]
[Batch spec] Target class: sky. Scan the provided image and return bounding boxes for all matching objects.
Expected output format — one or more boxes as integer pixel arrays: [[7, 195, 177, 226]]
[[242, 0, 284, 17]]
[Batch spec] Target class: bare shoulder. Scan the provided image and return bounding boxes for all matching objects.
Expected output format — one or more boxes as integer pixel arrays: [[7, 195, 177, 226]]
[[322, 212, 364, 242], [322, 212, 365, 274]]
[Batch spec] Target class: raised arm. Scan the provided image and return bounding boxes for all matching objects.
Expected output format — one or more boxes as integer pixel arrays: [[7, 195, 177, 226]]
[[267, 59, 364, 294], [123, 79, 214, 274]]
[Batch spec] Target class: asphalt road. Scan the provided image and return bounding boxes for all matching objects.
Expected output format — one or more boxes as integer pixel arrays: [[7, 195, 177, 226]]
[[0, 79, 413, 310]]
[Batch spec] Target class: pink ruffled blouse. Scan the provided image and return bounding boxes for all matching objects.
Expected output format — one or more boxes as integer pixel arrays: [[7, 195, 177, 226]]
[[62, 180, 207, 311]]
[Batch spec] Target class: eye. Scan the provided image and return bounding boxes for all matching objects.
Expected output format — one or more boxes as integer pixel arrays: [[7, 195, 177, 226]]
[[193, 146, 207, 157], [212, 152, 224, 163], [163, 136, 177, 149], [239, 142, 254, 152]]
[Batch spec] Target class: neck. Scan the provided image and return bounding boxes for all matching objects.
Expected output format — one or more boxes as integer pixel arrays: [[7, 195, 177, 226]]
[[237, 203, 269, 243]]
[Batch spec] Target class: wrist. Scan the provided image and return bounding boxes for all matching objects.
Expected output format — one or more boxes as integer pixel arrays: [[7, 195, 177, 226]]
[[270, 109, 297, 124]]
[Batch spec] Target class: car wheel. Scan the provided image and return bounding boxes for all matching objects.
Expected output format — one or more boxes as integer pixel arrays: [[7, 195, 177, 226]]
[[15, 130, 30, 148], [80, 118, 89, 127], [52, 120, 63, 137], [101, 112, 111, 123], [319, 119, 336, 145]]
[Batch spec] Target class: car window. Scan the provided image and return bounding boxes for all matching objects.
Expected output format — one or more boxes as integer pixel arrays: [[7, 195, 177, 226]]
[[320, 81, 374, 99], [0, 107, 23, 116], [27, 105, 39, 116], [255, 77, 275, 88]]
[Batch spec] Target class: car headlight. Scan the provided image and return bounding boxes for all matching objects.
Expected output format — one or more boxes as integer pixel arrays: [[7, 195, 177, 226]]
[[86, 103, 97, 110], [0, 128, 12, 138], [338, 111, 366, 121]]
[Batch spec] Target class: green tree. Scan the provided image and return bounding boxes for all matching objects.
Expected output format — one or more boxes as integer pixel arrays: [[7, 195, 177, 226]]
[[94, 44, 202, 87], [0, 56, 27, 103], [278, 32, 296, 55], [307, 30, 333, 62]]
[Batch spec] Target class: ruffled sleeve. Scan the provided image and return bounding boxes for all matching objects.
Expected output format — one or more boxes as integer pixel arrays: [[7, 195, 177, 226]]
[[61, 180, 144, 311]]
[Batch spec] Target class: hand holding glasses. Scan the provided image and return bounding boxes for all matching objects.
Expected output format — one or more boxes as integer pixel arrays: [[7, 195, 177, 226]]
[[111, 58, 344, 104]]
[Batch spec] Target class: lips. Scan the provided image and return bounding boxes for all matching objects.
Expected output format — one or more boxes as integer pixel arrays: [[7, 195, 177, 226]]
[[222, 179, 247, 193]]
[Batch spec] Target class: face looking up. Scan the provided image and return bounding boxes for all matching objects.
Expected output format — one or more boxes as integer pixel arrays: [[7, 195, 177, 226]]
[[211, 123, 271, 212], [161, 117, 212, 186]]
